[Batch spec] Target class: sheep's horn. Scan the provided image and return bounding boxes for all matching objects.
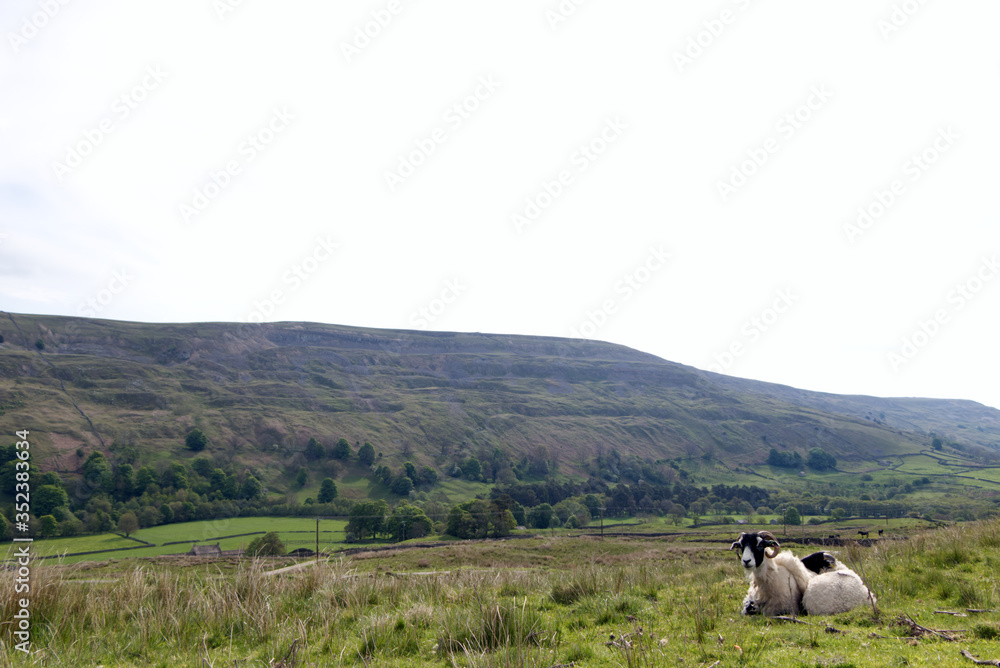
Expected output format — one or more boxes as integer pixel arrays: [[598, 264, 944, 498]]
[[758, 531, 781, 558]]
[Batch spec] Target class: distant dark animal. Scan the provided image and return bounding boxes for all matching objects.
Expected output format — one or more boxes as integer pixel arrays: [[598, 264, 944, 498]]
[[878, 529, 884, 537], [858, 530, 869, 539]]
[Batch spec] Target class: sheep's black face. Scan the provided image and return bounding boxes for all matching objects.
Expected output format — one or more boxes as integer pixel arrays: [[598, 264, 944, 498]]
[[731, 532, 778, 570]]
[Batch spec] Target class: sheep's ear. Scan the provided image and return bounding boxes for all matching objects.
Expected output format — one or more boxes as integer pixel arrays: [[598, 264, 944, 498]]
[[730, 541, 741, 551]]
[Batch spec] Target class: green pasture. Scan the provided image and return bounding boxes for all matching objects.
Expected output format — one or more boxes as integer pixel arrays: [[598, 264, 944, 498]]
[[5, 519, 1000, 666], [4, 517, 349, 565]]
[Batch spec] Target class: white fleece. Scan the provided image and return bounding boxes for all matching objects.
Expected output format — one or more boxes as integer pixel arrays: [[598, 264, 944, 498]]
[[742, 551, 816, 616], [802, 564, 875, 615]]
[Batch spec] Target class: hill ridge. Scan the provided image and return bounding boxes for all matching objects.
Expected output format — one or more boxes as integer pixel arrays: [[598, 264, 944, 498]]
[[1, 313, 998, 485]]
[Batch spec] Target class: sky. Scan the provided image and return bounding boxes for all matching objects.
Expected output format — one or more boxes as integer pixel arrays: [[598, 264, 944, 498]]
[[1, 1, 998, 410]]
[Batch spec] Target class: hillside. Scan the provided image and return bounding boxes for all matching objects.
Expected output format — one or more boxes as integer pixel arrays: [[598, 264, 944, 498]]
[[1, 312, 998, 491], [705, 373, 1000, 453]]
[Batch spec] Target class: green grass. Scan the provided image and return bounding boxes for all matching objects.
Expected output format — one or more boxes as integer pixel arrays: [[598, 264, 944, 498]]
[[5, 519, 1000, 666], [7, 517, 348, 564]]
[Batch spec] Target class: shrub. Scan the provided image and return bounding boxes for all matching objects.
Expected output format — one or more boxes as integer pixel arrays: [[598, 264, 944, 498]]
[[185, 428, 208, 452], [245, 531, 286, 556], [973, 624, 1000, 640]]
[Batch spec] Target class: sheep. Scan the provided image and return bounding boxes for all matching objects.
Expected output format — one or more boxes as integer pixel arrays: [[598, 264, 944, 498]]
[[731, 531, 823, 616], [858, 530, 870, 539], [878, 529, 884, 537], [801, 563, 876, 615], [732, 531, 875, 616]]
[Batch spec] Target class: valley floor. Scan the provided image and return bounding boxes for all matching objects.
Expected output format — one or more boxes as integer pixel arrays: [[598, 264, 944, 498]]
[[2, 519, 1000, 666]]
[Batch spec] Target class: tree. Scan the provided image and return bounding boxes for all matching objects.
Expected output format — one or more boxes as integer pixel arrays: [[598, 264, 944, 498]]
[[931, 437, 943, 451], [373, 465, 393, 486], [185, 428, 208, 452], [241, 475, 263, 500], [419, 466, 439, 487], [386, 503, 433, 541], [358, 442, 376, 466], [784, 506, 802, 527], [528, 446, 550, 477], [39, 515, 59, 537], [34, 484, 69, 517], [159, 504, 174, 523], [59, 518, 83, 537], [346, 500, 388, 540], [112, 463, 134, 501], [160, 463, 189, 490], [403, 461, 418, 482], [767, 449, 804, 469], [134, 466, 158, 495], [461, 457, 482, 481], [82, 451, 113, 492], [246, 531, 286, 556], [807, 448, 837, 471], [117, 511, 139, 537], [85, 510, 111, 533], [305, 437, 324, 461], [584, 494, 603, 519], [222, 473, 239, 499], [488, 498, 517, 537], [39, 471, 61, 487], [527, 503, 554, 529], [295, 467, 308, 488], [332, 438, 352, 460], [318, 477, 338, 503], [191, 458, 213, 478], [138, 506, 161, 527], [445, 500, 490, 539], [390, 474, 413, 496]]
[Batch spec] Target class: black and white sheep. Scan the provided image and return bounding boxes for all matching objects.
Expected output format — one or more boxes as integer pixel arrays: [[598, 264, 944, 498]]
[[731, 531, 821, 616], [801, 564, 876, 615], [731, 531, 875, 616]]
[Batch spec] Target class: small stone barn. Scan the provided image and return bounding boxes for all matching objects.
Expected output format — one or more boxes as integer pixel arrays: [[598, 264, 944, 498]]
[[189, 543, 222, 557]]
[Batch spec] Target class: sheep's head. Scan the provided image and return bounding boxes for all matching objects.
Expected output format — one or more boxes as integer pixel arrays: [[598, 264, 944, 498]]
[[731, 531, 781, 569]]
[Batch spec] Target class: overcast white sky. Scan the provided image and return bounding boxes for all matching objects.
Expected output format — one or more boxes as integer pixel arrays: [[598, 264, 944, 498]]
[[1, 1, 998, 409]]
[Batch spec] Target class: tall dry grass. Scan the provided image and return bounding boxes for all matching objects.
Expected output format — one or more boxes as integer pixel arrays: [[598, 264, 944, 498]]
[[2, 520, 997, 666]]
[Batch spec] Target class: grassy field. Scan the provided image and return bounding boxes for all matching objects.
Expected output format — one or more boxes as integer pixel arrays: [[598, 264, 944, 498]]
[[5, 517, 349, 565], [2, 519, 1000, 666]]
